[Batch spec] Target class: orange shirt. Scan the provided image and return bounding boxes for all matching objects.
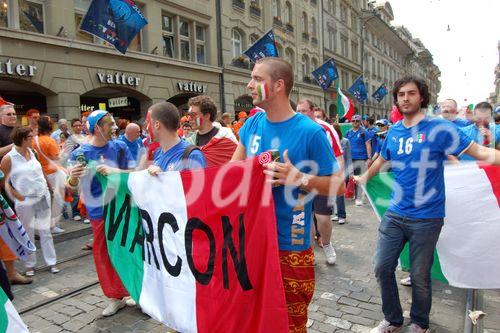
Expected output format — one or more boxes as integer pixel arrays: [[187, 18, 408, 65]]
[[32, 135, 60, 175]]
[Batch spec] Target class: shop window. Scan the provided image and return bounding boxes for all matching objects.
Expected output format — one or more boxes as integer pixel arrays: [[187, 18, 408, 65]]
[[1, 0, 8, 27], [19, 0, 44, 34]]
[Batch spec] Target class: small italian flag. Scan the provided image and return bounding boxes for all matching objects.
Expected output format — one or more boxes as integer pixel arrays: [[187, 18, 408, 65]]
[[364, 163, 500, 289], [416, 133, 425, 143], [0, 288, 29, 333], [336, 84, 355, 121]]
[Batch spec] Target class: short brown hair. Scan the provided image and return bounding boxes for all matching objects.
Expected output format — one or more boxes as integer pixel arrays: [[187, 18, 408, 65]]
[[11, 126, 32, 146], [188, 95, 217, 122], [37, 116, 52, 135], [150, 102, 180, 132], [26, 108, 40, 117], [256, 58, 294, 96]]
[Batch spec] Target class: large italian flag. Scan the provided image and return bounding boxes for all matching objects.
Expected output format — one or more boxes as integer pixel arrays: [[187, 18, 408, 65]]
[[364, 163, 500, 289], [99, 155, 288, 333], [0, 288, 28, 333]]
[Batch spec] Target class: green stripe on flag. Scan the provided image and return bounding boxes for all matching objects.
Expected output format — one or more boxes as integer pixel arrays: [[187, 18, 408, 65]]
[[0, 288, 8, 333], [364, 172, 448, 284], [100, 172, 145, 302]]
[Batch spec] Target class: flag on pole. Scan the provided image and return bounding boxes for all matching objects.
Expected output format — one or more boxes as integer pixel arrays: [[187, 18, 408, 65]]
[[243, 29, 279, 63], [0, 194, 36, 261], [99, 156, 288, 333], [348, 75, 368, 103], [311, 58, 339, 90], [336, 82, 355, 121], [0, 288, 29, 333], [372, 84, 388, 103], [364, 163, 500, 289], [80, 0, 148, 54]]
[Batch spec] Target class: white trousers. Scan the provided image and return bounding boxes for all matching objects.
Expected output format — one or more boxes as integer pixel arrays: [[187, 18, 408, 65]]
[[15, 195, 57, 268], [46, 170, 66, 227]]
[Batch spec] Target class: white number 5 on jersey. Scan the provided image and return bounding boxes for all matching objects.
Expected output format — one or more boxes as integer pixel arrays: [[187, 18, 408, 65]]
[[250, 135, 261, 155]]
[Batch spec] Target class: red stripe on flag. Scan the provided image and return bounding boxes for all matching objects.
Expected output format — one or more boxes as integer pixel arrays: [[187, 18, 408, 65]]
[[180, 157, 289, 333], [479, 164, 500, 207]]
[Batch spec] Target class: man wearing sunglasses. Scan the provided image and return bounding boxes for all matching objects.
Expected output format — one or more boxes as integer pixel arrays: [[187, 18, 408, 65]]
[[345, 114, 372, 206]]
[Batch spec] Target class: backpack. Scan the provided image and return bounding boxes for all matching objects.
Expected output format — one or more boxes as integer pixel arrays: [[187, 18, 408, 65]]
[[181, 144, 201, 170]]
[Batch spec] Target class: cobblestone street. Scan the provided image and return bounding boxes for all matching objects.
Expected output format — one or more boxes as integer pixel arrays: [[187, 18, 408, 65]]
[[15, 201, 499, 333]]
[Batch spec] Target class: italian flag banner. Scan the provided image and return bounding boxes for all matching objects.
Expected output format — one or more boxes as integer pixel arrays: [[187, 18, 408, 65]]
[[364, 163, 500, 289], [336, 85, 355, 121], [99, 156, 289, 333], [0, 288, 29, 333]]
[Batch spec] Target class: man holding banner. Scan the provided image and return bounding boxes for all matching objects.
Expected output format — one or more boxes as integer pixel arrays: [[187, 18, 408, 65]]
[[232, 57, 344, 333], [68, 110, 136, 317], [353, 76, 500, 333]]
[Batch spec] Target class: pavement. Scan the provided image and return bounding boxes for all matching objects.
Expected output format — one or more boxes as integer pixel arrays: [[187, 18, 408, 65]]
[[14, 201, 500, 332]]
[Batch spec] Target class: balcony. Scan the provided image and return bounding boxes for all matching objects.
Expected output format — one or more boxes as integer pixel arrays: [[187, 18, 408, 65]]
[[231, 56, 251, 70], [285, 23, 294, 33], [273, 17, 283, 27], [302, 32, 310, 41], [232, 0, 245, 11], [249, 5, 261, 17]]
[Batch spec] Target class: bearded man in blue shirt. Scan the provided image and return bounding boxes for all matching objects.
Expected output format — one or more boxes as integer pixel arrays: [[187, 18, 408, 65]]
[[355, 76, 500, 333]]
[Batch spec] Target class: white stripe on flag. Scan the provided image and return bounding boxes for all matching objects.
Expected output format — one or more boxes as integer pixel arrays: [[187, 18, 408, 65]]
[[439, 163, 500, 289], [5, 300, 29, 333], [128, 171, 197, 332]]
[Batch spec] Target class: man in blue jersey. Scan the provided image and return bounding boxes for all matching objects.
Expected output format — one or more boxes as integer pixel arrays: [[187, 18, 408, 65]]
[[345, 114, 372, 206], [67, 110, 136, 317], [117, 122, 145, 164], [231, 57, 343, 333], [145, 101, 206, 174], [459, 102, 500, 159], [440, 98, 471, 127], [354, 76, 500, 333]]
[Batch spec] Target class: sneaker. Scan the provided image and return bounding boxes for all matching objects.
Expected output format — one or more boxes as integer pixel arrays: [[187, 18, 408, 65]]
[[124, 296, 136, 307], [338, 218, 346, 225], [73, 215, 82, 221], [355, 199, 363, 206], [400, 276, 412, 286], [102, 299, 126, 317], [323, 243, 337, 265], [406, 323, 430, 333], [83, 218, 90, 224], [331, 215, 339, 221], [370, 320, 402, 333], [51, 226, 65, 234], [25, 269, 35, 277], [50, 266, 60, 274]]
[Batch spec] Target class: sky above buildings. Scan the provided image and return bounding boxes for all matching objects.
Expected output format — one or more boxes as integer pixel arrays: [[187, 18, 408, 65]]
[[388, 0, 499, 106]]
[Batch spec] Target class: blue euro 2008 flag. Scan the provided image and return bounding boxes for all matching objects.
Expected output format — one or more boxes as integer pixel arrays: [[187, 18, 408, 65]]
[[348, 75, 368, 103], [372, 84, 388, 103], [80, 0, 148, 54], [311, 58, 339, 90], [243, 29, 279, 63]]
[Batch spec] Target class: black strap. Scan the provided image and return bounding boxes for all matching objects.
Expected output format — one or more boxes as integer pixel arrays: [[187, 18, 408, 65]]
[[181, 145, 200, 170]]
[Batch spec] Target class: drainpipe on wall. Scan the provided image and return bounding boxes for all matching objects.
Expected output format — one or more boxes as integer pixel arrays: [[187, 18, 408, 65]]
[[216, 0, 226, 113]]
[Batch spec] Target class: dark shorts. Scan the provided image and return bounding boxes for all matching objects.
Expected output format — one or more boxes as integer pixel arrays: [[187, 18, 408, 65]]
[[313, 195, 333, 216]]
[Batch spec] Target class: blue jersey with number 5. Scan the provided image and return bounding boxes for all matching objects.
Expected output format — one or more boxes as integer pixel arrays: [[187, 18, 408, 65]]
[[239, 112, 338, 251], [380, 118, 472, 218]]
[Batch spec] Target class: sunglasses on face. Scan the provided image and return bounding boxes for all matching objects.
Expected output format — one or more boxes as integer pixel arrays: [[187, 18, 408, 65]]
[[352, 120, 360, 123]]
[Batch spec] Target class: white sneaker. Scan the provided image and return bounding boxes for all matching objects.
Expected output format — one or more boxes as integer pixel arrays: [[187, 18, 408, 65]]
[[323, 243, 337, 265], [83, 218, 90, 224], [370, 320, 402, 333], [355, 199, 363, 206], [331, 215, 339, 221], [407, 323, 430, 333], [102, 299, 126, 317], [338, 218, 346, 225], [124, 296, 136, 307], [400, 276, 412, 286], [50, 266, 60, 274], [51, 226, 65, 234], [73, 215, 82, 221]]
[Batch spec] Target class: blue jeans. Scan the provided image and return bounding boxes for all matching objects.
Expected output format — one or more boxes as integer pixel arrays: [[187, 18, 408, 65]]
[[335, 195, 346, 218], [374, 211, 443, 329]]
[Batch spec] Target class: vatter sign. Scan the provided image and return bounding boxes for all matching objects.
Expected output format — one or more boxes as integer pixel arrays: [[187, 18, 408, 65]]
[[108, 97, 129, 108]]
